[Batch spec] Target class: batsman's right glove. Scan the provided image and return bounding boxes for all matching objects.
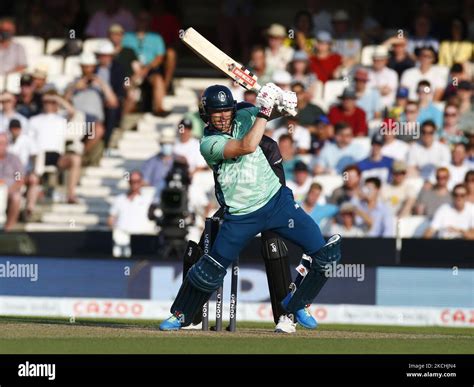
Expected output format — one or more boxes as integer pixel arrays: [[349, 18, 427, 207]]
[[256, 83, 281, 120]]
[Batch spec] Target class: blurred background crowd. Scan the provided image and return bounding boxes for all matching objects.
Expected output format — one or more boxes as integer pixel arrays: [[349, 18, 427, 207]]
[[0, 0, 473, 242]]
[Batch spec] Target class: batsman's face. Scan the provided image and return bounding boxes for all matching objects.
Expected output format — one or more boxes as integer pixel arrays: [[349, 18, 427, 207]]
[[210, 110, 233, 132]]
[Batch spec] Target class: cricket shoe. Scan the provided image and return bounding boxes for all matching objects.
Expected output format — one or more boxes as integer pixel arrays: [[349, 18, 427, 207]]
[[181, 322, 202, 330], [159, 314, 182, 331], [281, 293, 318, 329], [274, 314, 296, 333]]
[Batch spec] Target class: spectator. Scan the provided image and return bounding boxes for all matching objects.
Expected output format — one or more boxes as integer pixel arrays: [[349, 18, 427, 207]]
[[8, 119, 39, 221], [173, 119, 207, 175], [331, 10, 361, 73], [314, 122, 367, 174], [384, 36, 415, 79], [286, 10, 315, 52], [95, 40, 126, 147], [440, 104, 467, 145], [265, 23, 294, 72], [400, 46, 445, 101], [29, 91, 82, 204], [407, 15, 439, 54], [308, 0, 332, 35], [0, 17, 27, 75], [355, 177, 394, 237], [416, 80, 443, 129], [309, 31, 342, 83], [308, 115, 334, 157], [423, 183, 474, 239], [85, 0, 135, 38], [291, 82, 324, 127], [407, 120, 451, 179], [329, 164, 362, 205], [149, 0, 180, 93], [329, 201, 365, 237], [0, 92, 29, 133], [108, 170, 154, 234], [301, 182, 339, 226], [357, 133, 394, 183], [381, 161, 417, 217], [278, 134, 300, 181], [354, 67, 383, 121], [122, 10, 169, 116], [457, 81, 472, 116], [465, 170, 474, 204], [367, 46, 399, 108], [31, 66, 50, 94], [438, 18, 472, 67], [442, 63, 469, 100], [141, 128, 176, 203], [380, 118, 410, 161], [288, 51, 318, 97], [248, 45, 273, 86], [65, 52, 113, 165], [388, 87, 409, 121], [273, 115, 310, 154], [399, 100, 421, 143], [15, 74, 43, 119], [415, 167, 452, 218], [0, 132, 24, 231], [328, 88, 368, 137], [430, 143, 473, 190], [287, 161, 312, 202]]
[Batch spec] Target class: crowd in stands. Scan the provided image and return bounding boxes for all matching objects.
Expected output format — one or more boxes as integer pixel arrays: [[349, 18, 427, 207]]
[[1, 0, 474, 240]]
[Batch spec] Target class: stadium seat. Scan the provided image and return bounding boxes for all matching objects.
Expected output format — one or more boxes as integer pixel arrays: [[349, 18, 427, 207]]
[[310, 79, 324, 107], [6, 72, 22, 94], [352, 136, 371, 156], [49, 74, 74, 94], [64, 56, 82, 77], [360, 45, 378, 66], [45, 38, 66, 55], [82, 38, 110, 53], [0, 75, 5, 92], [28, 55, 64, 76], [323, 80, 346, 108], [0, 184, 7, 226], [313, 174, 344, 197], [396, 215, 430, 238], [12, 36, 45, 66], [406, 177, 424, 197]]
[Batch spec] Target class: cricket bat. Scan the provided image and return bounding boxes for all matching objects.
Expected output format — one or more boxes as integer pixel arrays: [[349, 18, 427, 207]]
[[181, 27, 297, 116]]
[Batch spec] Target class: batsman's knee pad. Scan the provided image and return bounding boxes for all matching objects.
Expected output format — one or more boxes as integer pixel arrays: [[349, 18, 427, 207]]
[[171, 254, 227, 326], [284, 235, 342, 314]]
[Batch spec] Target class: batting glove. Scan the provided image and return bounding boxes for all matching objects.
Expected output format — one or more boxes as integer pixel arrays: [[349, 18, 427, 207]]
[[256, 83, 281, 119], [276, 90, 298, 115]]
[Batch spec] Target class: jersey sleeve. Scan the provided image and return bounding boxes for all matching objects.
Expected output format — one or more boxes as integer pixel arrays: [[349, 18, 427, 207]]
[[235, 107, 259, 137], [200, 135, 229, 165]]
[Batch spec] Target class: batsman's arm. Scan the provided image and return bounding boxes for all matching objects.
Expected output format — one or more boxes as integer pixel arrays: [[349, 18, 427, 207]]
[[223, 117, 268, 158]]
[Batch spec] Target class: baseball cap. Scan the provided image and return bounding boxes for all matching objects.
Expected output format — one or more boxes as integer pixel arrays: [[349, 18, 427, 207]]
[[340, 201, 356, 213], [20, 74, 33, 86], [160, 128, 175, 144], [314, 114, 330, 125], [32, 64, 48, 79], [396, 87, 409, 98], [179, 118, 193, 130], [8, 119, 21, 129], [372, 45, 389, 59], [316, 31, 332, 43], [272, 70, 292, 85], [371, 132, 384, 145], [294, 161, 309, 172], [292, 50, 309, 61], [392, 160, 407, 173], [339, 87, 357, 99], [95, 40, 115, 55], [109, 24, 124, 34], [79, 51, 98, 66], [267, 23, 287, 38]]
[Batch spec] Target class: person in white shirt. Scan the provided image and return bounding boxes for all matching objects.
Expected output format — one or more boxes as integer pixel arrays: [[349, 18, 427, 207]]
[[400, 46, 446, 101], [0, 92, 29, 134], [329, 201, 365, 237], [380, 119, 410, 161], [28, 91, 82, 204], [367, 46, 398, 108], [173, 118, 207, 175], [264, 24, 294, 72], [407, 120, 451, 179], [272, 116, 310, 154], [108, 170, 153, 234], [381, 161, 417, 217], [8, 119, 39, 220], [424, 183, 474, 239]]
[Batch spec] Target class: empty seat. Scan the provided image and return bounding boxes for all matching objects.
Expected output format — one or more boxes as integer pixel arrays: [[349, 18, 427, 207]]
[[45, 38, 66, 55], [12, 36, 45, 66], [313, 174, 344, 197], [82, 38, 110, 53], [5, 72, 22, 94], [63, 56, 81, 77], [352, 136, 371, 156], [50, 74, 74, 94], [28, 55, 64, 76], [405, 177, 425, 197], [323, 79, 346, 108], [397, 215, 430, 238]]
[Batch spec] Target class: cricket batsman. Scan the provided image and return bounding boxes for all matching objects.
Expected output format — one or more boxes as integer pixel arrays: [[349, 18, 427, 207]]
[[160, 83, 341, 332]]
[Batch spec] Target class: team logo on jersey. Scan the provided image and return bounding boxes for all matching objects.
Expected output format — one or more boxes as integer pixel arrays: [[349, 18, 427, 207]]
[[218, 91, 227, 102]]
